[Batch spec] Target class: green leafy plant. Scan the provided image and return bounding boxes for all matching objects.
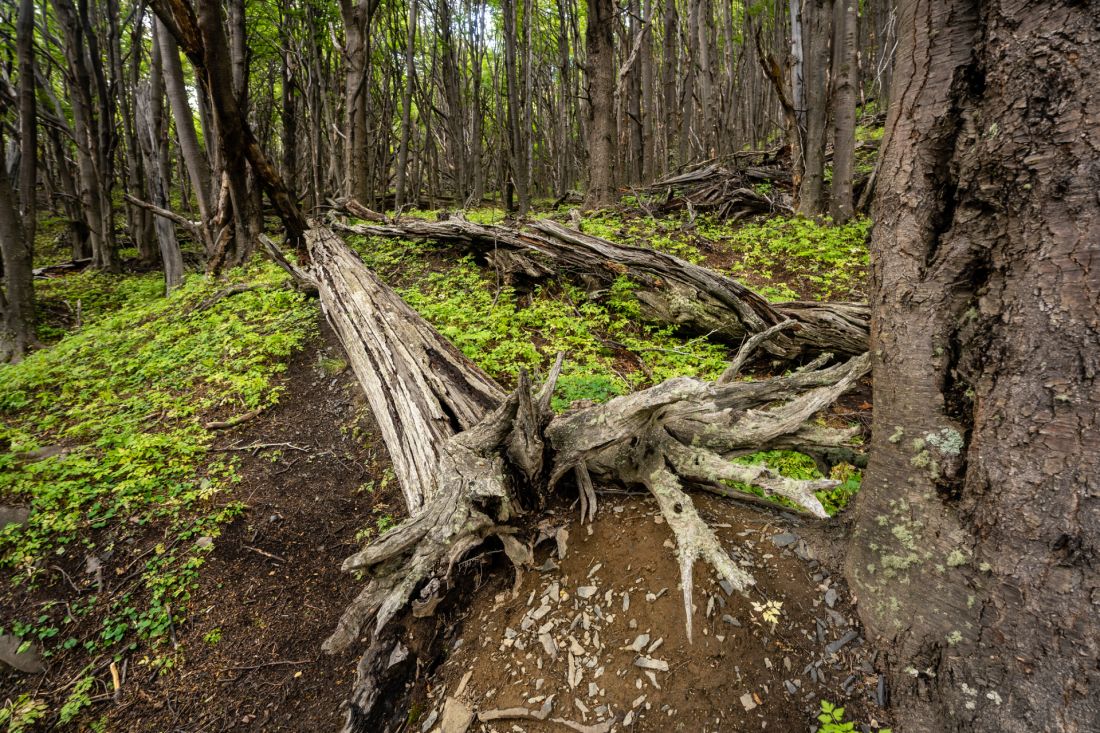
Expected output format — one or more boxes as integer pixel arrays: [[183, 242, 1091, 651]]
[[817, 699, 891, 733], [1, 261, 314, 696]]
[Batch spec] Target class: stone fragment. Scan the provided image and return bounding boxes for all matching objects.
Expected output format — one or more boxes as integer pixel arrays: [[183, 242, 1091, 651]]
[[0, 635, 44, 674], [633, 656, 669, 672], [826, 629, 859, 655], [439, 697, 474, 733], [739, 692, 757, 711], [576, 586, 597, 600], [770, 532, 798, 547]]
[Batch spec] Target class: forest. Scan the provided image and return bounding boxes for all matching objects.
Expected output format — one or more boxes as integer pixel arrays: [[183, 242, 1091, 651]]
[[0, 0, 1096, 731]]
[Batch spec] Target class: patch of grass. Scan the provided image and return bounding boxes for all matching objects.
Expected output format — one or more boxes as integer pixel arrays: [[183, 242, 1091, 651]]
[[0, 261, 315, 678], [579, 211, 705, 263], [34, 271, 166, 342], [347, 235, 730, 409], [725, 215, 871, 300]]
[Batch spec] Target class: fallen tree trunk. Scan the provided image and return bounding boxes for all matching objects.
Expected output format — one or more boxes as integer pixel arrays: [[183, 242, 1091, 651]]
[[303, 225, 869, 731], [330, 216, 869, 358]]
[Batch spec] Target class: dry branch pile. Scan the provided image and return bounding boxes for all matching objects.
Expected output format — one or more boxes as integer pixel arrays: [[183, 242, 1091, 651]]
[[298, 225, 870, 732], [643, 162, 794, 220]]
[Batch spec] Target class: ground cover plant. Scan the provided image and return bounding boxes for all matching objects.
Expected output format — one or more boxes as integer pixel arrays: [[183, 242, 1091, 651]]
[[0, 263, 315, 725]]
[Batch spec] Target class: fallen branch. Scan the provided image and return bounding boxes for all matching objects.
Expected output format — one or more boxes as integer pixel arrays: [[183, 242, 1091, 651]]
[[300, 225, 869, 730], [203, 406, 266, 430], [330, 216, 868, 357]]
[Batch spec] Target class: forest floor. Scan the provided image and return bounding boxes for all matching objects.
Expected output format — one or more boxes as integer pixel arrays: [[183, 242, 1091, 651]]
[[2, 205, 888, 732]]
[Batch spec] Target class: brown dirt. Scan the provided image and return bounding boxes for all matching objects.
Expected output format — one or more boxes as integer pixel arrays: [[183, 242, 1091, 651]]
[[107, 319, 399, 732], [409, 493, 892, 733]]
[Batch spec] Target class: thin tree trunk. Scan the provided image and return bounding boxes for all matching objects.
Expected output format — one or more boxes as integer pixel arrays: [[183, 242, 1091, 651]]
[[0, 0, 37, 361], [797, 0, 831, 217], [137, 48, 185, 292], [584, 0, 616, 206], [394, 0, 418, 214], [502, 0, 529, 213], [829, 0, 857, 222]]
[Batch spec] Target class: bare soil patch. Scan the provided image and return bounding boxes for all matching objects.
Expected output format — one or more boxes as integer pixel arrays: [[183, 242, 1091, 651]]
[[107, 318, 398, 732], [410, 493, 891, 733]]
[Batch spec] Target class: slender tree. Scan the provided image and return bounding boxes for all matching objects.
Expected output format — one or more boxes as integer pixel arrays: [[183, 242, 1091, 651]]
[[584, 0, 616, 206]]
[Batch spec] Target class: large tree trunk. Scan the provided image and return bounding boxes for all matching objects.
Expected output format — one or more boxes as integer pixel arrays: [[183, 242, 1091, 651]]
[[301, 225, 868, 731], [845, 1, 1100, 731], [333, 215, 869, 356]]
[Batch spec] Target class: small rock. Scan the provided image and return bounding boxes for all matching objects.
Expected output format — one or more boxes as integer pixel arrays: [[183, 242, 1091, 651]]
[[739, 692, 757, 711], [420, 709, 440, 732], [770, 532, 798, 548], [0, 505, 30, 530], [825, 588, 838, 608], [0, 635, 44, 674], [439, 697, 474, 733], [633, 656, 669, 672], [626, 634, 650, 652], [576, 586, 598, 600], [721, 614, 741, 627], [826, 629, 860, 655], [623, 710, 635, 726]]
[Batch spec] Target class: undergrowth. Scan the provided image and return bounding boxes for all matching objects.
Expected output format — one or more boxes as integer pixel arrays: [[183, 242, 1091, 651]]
[[348, 234, 730, 409], [721, 216, 871, 300], [0, 262, 315, 691], [346, 231, 862, 513]]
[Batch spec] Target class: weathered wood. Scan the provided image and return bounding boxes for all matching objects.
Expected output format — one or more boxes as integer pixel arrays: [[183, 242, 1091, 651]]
[[306, 225, 868, 729], [307, 226, 504, 512], [330, 216, 869, 357]]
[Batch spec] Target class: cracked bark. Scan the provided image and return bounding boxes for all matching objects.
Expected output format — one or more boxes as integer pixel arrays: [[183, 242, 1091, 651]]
[[845, 1, 1100, 730]]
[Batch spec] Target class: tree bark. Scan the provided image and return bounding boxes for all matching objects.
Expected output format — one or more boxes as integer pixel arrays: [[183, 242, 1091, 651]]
[[584, 0, 616, 206], [394, 0, 419, 214], [502, 0, 530, 214], [156, 17, 213, 235], [829, 0, 858, 223], [0, 0, 39, 361], [846, 1, 1100, 730], [797, 0, 832, 217], [136, 63, 186, 293]]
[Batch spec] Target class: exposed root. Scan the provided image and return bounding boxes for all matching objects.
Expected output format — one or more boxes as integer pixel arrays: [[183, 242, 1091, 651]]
[[301, 225, 871, 729], [644, 462, 754, 642]]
